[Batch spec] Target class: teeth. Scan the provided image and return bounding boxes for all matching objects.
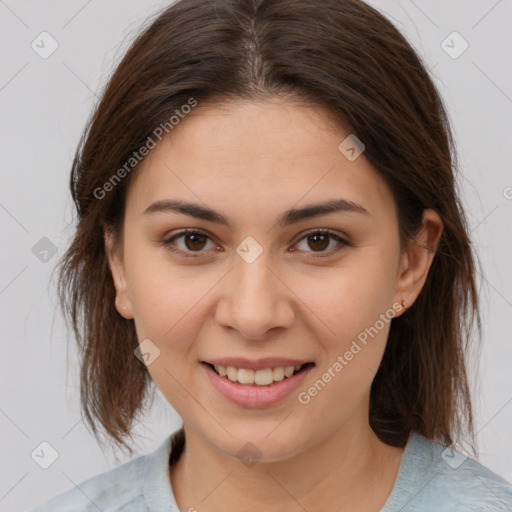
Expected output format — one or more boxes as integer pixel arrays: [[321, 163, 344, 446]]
[[284, 366, 295, 377], [226, 366, 238, 381], [213, 364, 306, 386]]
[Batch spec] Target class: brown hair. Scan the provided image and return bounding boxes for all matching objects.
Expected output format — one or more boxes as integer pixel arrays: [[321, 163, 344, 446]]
[[56, 0, 480, 456]]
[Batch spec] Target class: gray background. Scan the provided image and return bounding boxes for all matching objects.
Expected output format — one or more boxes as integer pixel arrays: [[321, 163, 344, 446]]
[[0, 0, 511, 510]]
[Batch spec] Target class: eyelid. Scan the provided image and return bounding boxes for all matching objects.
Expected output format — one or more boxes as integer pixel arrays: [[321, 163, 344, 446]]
[[161, 227, 352, 258], [296, 227, 351, 245], [291, 228, 352, 257], [162, 228, 219, 258]]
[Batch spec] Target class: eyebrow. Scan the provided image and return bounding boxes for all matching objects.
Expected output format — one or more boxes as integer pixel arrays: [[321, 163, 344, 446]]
[[143, 198, 369, 227]]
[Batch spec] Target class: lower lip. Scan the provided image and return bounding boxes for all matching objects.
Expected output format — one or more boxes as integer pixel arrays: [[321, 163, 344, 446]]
[[201, 362, 314, 408]]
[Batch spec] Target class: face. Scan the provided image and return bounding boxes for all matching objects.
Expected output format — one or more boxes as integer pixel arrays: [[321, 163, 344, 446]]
[[106, 98, 441, 462]]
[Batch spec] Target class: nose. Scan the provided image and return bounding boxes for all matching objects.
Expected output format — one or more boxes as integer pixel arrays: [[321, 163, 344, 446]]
[[214, 252, 295, 340]]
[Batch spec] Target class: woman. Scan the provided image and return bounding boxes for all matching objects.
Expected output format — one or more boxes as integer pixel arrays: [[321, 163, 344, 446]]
[[30, 0, 512, 510]]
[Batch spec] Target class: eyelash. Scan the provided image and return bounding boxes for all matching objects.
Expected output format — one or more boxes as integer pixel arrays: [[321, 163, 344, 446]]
[[161, 228, 351, 259]]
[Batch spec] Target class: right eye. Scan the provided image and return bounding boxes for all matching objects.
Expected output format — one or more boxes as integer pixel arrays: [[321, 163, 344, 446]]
[[162, 229, 220, 258]]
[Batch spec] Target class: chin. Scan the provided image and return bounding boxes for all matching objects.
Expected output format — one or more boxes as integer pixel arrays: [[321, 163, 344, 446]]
[[207, 424, 308, 465]]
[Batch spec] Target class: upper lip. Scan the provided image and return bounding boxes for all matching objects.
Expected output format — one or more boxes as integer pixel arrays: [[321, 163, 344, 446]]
[[202, 357, 314, 370]]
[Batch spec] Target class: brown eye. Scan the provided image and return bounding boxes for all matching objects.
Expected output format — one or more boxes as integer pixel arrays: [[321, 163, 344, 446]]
[[162, 229, 217, 257], [293, 229, 350, 256], [183, 232, 208, 251], [162, 228, 350, 259], [307, 233, 330, 251]]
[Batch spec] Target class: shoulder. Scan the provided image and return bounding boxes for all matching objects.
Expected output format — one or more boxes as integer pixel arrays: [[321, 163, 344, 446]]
[[432, 447, 512, 511], [27, 452, 147, 512], [385, 432, 512, 512], [28, 435, 174, 512]]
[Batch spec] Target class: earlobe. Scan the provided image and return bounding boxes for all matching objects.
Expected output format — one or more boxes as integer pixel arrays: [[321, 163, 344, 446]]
[[394, 209, 443, 315], [104, 230, 134, 319]]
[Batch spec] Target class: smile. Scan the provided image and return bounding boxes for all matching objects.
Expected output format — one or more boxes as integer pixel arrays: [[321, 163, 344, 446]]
[[207, 362, 312, 386], [201, 362, 315, 408]]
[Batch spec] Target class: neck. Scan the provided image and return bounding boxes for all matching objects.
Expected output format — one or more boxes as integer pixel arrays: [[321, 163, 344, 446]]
[[170, 405, 405, 512]]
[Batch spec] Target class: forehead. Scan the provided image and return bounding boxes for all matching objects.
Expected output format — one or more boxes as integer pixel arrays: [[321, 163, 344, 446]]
[[125, 99, 396, 224]]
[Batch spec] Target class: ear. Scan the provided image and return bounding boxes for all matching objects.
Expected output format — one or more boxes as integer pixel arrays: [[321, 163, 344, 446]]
[[104, 229, 134, 319], [393, 209, 443, 316]]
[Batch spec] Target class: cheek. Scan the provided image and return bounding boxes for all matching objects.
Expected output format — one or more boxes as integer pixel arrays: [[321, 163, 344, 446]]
[[123, 245, 192, 340], [298, 254, 396, 349], [293, 252, 398, 415], [296, 269, 393, 420], [125, 248, 226, 356], [125, 254, 207, 414]]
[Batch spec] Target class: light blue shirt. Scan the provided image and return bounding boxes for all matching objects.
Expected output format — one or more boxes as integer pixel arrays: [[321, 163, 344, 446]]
[[29, 428, 512, 511]]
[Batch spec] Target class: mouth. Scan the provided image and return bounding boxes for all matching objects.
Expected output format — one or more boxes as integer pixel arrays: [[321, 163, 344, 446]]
[[201, 361, 315, 387], [200, 360, 316, 407]]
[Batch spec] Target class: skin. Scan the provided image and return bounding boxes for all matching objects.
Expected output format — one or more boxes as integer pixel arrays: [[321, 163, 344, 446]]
[[105, 98, 443, 512]]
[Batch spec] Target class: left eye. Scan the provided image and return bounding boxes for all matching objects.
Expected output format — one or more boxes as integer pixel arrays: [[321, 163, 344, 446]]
[[162, 229, 349, 258], [292, 229, 349, 255]]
